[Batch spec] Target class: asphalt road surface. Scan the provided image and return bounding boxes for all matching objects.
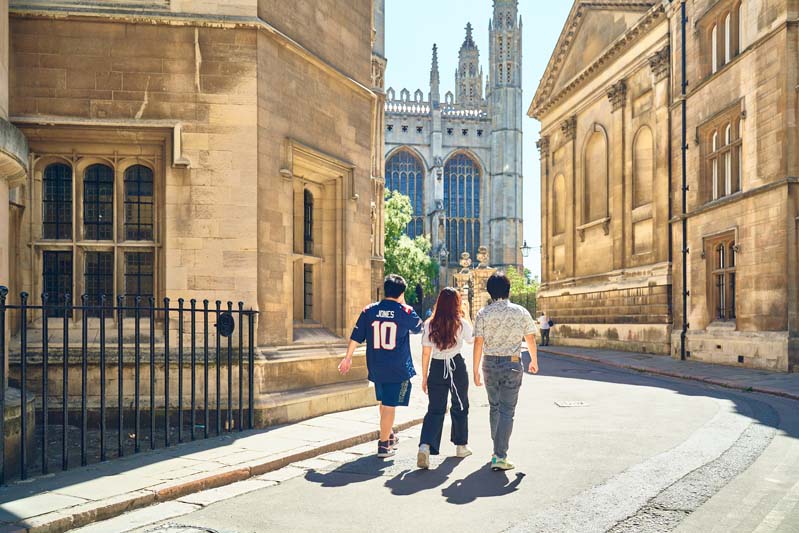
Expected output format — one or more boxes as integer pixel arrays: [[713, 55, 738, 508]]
[[117, 348, 799, 533]]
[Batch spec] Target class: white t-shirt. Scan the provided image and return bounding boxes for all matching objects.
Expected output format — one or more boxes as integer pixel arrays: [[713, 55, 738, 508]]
[[539, 315, 551, 330], [422, 318, 474, 360]]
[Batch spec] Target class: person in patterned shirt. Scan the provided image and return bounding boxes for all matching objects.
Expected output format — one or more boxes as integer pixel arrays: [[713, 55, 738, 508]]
[[473, 271, 539, 471]]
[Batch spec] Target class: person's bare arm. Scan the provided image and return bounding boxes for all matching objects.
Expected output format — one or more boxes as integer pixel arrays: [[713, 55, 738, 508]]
[[473, 337, 484, 386], [338, 339, 360, 374], [421, 346, 432, 394], [524, 333, 539, 374]]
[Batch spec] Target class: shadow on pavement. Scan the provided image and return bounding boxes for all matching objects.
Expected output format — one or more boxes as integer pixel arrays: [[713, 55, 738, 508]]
[[384, 457, 461, 496], [441, 464, 526, 504], [304, 455, 394, 487], [533, 353, 796, 440]]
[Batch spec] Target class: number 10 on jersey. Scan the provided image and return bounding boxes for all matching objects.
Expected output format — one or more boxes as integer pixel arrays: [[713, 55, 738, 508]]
[[371, 321, 397, 350]]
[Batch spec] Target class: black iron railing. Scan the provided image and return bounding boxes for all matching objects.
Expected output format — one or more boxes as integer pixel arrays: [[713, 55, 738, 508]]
[[0, 286, 257, 484]]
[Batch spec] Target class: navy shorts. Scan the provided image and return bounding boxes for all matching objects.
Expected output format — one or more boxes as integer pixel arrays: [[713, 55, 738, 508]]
[[374, 380, 412, 407]]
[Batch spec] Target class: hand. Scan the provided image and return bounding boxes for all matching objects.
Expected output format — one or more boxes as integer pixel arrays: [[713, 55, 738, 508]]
[[338, 357, 352, 375], [528, 360, 539, 374], [422, 377, 428, 394], [474, 371, 483, 387]]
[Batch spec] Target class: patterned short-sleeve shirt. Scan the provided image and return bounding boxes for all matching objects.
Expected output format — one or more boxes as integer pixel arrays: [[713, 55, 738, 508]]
[[473, 299, 536, 356]]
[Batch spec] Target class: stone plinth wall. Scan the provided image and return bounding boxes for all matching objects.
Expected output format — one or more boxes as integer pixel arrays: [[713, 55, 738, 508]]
[[540, 285, 671, 324], [3, 387, 36, 478], [539, 284, 672, 354], [675, 330, 797, 373], [7, 351, 368, 411]]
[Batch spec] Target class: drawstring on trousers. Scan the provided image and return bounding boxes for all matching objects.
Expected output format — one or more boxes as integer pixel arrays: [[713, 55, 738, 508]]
[[442, 357, 465, 412]]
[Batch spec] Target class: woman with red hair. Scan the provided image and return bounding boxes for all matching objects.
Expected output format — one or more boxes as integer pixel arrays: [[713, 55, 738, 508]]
[[417, 287, 473, 469]]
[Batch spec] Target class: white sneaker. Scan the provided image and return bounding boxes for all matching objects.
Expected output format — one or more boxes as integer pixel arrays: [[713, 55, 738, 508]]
[[417, 444, 431, 469], [455, 445, 473, 458]]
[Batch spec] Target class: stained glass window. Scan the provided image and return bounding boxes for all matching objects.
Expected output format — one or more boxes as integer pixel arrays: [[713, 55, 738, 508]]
[[443, 153, 481, 264], [385, 150, 425, 239]]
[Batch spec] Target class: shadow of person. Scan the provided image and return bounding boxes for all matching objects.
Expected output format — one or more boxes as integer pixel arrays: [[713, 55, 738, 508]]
[[441, 463, 526, 505], [384, 457, 461, 496], [304, 455, 394, 488]]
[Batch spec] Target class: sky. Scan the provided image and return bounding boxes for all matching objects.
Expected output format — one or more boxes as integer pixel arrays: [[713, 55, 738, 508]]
[[384, 0, 573, 277]]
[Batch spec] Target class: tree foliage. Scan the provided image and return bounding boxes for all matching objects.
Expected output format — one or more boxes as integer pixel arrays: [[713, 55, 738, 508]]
[[506, 267, 539, 297], [383, 190, 438, 304]]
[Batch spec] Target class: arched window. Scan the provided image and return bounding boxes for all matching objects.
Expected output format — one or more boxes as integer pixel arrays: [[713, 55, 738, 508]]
[[43, 163, 72, 240], [584, 128, 608, 222], [710, 234, 737, 321], [724, 14, 731, 64], [444, 153, 481, 263], [303, 189, 314, 255], [124, 165, 154, 241], [83, 164, 114, 240], [711, 131, 720, 200], [724, 124, 733, 195], [633, 126, 654, 208], [711, 24, 718, 74], [385, 150, 425, 239]]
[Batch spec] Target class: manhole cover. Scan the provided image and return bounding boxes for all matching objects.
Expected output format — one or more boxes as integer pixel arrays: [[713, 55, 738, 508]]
[[554, 400, 589, 408]]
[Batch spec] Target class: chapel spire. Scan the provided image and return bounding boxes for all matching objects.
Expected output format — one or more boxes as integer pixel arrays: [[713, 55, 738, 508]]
[[456, 22, 483, 107]]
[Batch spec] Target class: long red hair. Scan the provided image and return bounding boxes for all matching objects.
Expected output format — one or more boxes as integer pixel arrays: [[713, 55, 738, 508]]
[[428, 287, 462, 350]]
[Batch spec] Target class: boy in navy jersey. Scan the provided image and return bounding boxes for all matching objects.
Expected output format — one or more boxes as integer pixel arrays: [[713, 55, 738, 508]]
[[339, 274, 423, 457]]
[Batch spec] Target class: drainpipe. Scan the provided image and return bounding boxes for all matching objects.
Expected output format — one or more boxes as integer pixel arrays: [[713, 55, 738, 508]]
[[679, 0, 689, 360]]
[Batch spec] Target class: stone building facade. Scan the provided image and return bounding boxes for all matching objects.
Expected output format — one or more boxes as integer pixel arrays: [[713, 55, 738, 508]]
[[384, 0, 523, 282], [531, 1, 672, 355], [0, 0, 388, 420], [532, 0, 799, 372]]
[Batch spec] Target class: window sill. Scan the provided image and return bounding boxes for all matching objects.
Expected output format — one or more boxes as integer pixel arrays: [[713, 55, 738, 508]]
[[576, 217, 610, 242]]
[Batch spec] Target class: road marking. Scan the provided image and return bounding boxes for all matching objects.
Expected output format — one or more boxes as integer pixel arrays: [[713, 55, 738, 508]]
[[752, 478, 799, 533], [507, 397, 771, 533]]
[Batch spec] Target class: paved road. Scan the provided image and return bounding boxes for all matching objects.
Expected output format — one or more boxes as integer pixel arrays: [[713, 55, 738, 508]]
[[110, 351, 799, 533]]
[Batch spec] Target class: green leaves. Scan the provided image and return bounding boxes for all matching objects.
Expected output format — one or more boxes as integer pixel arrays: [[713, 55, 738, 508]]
[[384, 191, 438, 304]]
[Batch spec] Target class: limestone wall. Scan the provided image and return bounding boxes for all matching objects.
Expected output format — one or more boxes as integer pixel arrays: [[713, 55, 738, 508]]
[[257, 0, 372, 88], [9, 17, 259, 316], [255, 23, 375, 345], [1, 0, 8, 119], [668, 0, 797, 371], [533, 10, 671, 354]]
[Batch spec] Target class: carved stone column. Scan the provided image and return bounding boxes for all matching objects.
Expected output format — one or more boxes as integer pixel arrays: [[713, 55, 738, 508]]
[[537, 136, 550, 284], [607, 80, 627, 270], [560, 116, 577, 278]]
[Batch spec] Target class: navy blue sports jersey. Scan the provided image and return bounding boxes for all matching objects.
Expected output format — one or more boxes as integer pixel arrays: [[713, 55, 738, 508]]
[[350, 300, 423, 383]]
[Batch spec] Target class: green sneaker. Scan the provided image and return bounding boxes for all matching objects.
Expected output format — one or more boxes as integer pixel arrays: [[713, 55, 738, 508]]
[[491, 456, 515, 471]]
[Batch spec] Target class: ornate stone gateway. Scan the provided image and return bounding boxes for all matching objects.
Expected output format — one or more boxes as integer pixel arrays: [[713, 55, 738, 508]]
[[452, 246, 497, 321]]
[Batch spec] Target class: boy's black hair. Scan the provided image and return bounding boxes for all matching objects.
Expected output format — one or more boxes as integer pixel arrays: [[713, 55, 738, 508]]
[[384, 274, 408, 299], [486, 271, 511, 300]]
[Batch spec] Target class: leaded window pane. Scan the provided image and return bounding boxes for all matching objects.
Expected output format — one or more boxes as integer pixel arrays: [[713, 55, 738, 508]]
[[124, 251, 154, 317], [443, 153, 481, 263], [304, 190, 314, 255], [84, 164, 114, 240], [43, 164, 72, 240], [43, 251, 72, 317], [85, 251, 114, 316], [124, 165, 154, 241], [385, 151, 425, 238]]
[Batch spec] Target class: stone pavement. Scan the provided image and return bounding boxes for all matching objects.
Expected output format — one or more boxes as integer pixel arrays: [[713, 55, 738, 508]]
[[0, 393, 426, 533], [539, 345, 799, 401]]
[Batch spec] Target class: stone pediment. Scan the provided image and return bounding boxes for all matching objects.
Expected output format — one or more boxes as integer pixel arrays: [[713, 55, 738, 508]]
[[530, 1, 661, 120]]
